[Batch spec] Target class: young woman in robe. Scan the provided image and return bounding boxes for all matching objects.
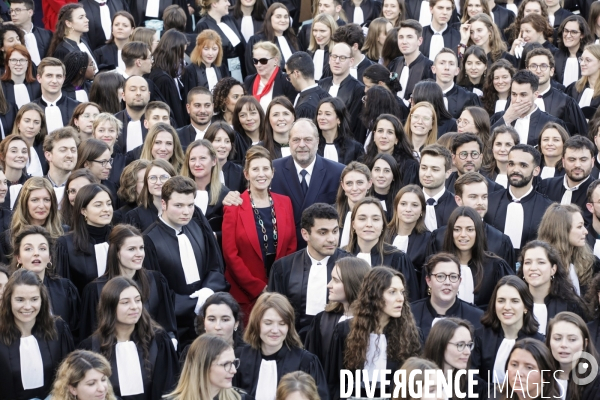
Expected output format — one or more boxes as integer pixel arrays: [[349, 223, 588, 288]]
[[232, 0, 266, 43], [483, 59, 516, 115], [55, 183, 113, 294], [93, 11, 135, 72], [232, 96, 265, 163], [59, 169, 98, 228], [509, 13, 557, 62], [124, 159, 176, 232], [307, 13, 337, 81], [367, 154, 403, 221], [457, 46, 488, 96], [75, 139, 118, 201], [405, 102, 438, 160], [258, 96, 297, 160], [555, 16, 592, 88], [481, 125, 520, 188], [459, 13, 516, 67], [204, 121, 246, 193], [336, 162, 372, 248], [566, 44, 600, 111], [214, 77, 248, 125], [69, 102, 102, 142], [362, 18, 394, 63], [0, 134, 29, 209], [0, 44, 40, 110], [234, 292, 329, 399], [79, 224, 177, 342], [0, 269, 74, 400], [113, 161, 149, 225], [328, 266, 421, 398], [304, 256, 371, 367], [182, 29, 230, 93], [92, 113, 128, 187], [79, 277, 179, 400], [536, 122, 568, 182], [61, 51, 94, 103], [11, 103, 48, 177], [138, 123, 185, 173], [471, 276, 544, 386]]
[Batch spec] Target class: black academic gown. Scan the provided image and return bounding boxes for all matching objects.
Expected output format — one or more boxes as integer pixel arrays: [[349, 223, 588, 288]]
[[79, 329, 179, 400], [341, 0, 381, 26], [304, 310, 344, 368], [222, 161, 246, 192], [420, 25, 461, 60], [52, 37, 98, 66], [437, 117, 458, 138], [232, 13, 264, 44], [537, 175, 594, 225], [485, 187, 552, 250], [80, 0, 129, 51], [27, 25, 52, 60], [492, 5, 515, 41], [93, 43, 120, 68], [445, 171, 505, 195], [55, 226, 112, 295], [244, 33, 297, 76], [538, 294, 589, 331], [143, 217, 229, 344], [0, 318, 74, 400], [540, 87, 588, 136], [124, 202, 160, 233], [62, 81, 92, 102], [471, 326, 545, 384], [294, 85, 331, 120], [108, 151, 128, 187], [128, 0, 189, 29], [490, 108, 566, 146], [243, 69, 299, 106], [318, 74, 365, 137], [79, 270, 177, 340], [181, 62, 230, 95], [553, 48, 581, 86], [196, 14, 247, 78], [566, 81, 600, 114], [588, 318, 600, 352], [113, 202, 136, 225], [1, 80, 41, 110], [32, 95, 80, 129], [147, 68, 187, 128], [390, 230, 432, 281], [444, 84, 483, 119], [387, 53, 435, 101], [430, 189, 459, 229], [411, 297, 484, 343], [114, 110, 149, 155], [176, 124, 199, 153], [317, 135, 365, 166], [0, 173, 29, 210], [268, 247, 351, 337], [44, 274, 81, 342], [234, 344, 329, 400], [429, 222, 517, 271]]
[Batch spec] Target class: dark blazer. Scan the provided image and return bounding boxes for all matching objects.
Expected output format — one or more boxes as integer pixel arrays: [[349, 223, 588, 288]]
[[52, 37, 97, 66], [243, 70, 299, 105], [431, 189, 459, 229], [420, 25, 461, 59], [181, 62, 229, 94], [554, 49, 581, 86], [93, 43, 119, 68], [114, 110, 148, 154], [444, 84, 482, 119], [80, 0, 129, 51], [244, 33, 298, 76], [62, 81, 92, 102], [341, 0, 381, 26], [29, 25, 53, 60], [387, 53, 435, 101], [490, 108, 566, 146], [271, 155, 345, 248], [148, 68, 188, 128], [175, 124, 199, 153], [223, 191, 296, 316], [318, 74, 365, 137], [540, 86, 588, 136], [32, 95, 80, 128], [222, 161, 246, 192], [196, 14, 246, 78], [294, 85, 331, 120]]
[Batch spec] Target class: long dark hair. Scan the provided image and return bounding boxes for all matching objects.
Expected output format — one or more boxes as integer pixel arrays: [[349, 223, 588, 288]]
[[347, 197, 398, 259], [412, 80, 454, 122], [48, 3, 84, 56], [363, 114, 415, 167], [232, 96, 265, 142], [233, 0, 266, 20], [152, 29, 187, 78], [0, 269, 57, 345], [95, 277, 157, 368], [71, 183, 113, 255], [260, 3, 298, 50], [59, 169, 99, 227], [315, 97, 355, 161], [442, 206, 487, 292], [457, 46, 487, 86], [386, 184, 429, 238], [482, 59, 516, 115], [196, 292, 244, 345], [381, 27, 401, 67], [89, 72, 125, 115], [11, 225, 54, 272], [480, 275, 540, 335], [363, 64, 403, 93], [367, 153, 403, 208], [557, 15, 592, 53], [104, 224, 150, 301], [361, 86, 401, 132], [262, 96, 295, 159]]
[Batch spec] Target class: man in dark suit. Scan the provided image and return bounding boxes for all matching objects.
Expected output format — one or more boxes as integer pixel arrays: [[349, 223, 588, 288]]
[[490, 70, 566, 146], [177, 86, 213, 151], [286, 52, 331, 120], [9, 0, 51, 65], [271, 118, 345, 249], [420, 144, 457, 231], [114, 75, 150, 154], [80, 0, 129, 51]]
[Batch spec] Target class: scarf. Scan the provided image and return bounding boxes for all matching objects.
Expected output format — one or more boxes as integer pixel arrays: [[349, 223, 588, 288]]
[[253, 66, 279, 102]]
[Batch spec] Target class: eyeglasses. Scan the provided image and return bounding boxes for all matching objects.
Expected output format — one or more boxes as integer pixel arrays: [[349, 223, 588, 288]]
[[563, 29, 581, 37], [252, 57, 274, 65], [430, 273, 461, 283], [9, 8, 30, 14], [9, 58, 27, 65], [579, 57, 595, 64], [330, 54, 350, 62], [90, 158, 113, 168], [215, 358, 240, 372], [412, 115, 432, 123], [448, 341, 475, 352], [148, 174, 171, 183], [458, 151, 480, 160], [456, 118, 472, 126], [528, 63, 550, 72]]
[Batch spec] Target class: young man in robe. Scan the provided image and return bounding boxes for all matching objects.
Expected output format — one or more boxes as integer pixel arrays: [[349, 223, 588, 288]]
[[420, 144, 457, 231], [114, 75, 151, 154], [177, 86, 213, 151], [43, 127, 79, 205]]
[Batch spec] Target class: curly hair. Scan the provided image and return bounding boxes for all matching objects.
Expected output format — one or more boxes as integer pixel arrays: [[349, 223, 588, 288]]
[[51, 350, 117, 400], [482, 59, 516, 115], [62, 51, 89, 90], [504, 0, 548, 44], [344, 266, 421, 370], [213, 77, 245, 114], [117, 159, 150, 204]]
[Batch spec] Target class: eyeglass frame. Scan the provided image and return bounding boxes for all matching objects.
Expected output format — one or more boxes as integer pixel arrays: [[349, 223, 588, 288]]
[[448, 341, 475, 352], [457, 151, 481, 160], [8, 58, 28, 65], [9, 7, 30, 14], [528, 63, 550, 72], [563, 29, 581, 37], [148, 174, 171, 184], [330, 54, 351, 62], [215, 358, 241, 372], [89, 158, 114, 168], [429, 273, 461, 283]]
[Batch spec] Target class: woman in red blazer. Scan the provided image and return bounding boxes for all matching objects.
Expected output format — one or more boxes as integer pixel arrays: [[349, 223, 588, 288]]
[[222, 146, 296, 320]]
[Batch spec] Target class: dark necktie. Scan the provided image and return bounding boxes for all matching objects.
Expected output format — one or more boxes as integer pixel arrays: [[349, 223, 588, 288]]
[[300, 169, 308, 196], [426, 198, 436, 206]]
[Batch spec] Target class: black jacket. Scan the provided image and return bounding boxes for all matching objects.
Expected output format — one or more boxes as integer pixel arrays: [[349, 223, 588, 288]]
[[80, 0, 129, 50]]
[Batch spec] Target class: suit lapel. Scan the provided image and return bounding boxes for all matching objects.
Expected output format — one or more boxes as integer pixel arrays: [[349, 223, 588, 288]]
[[302, 157, 326, 209], [281, 157, 304, 214]]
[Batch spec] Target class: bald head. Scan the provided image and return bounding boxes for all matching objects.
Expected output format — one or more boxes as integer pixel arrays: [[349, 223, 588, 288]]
[[290, 118, 319, 167], [124, 76, 150, 110]]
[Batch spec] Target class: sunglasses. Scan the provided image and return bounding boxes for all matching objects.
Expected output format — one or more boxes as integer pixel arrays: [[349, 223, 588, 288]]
[[253, 57, 274, 65]]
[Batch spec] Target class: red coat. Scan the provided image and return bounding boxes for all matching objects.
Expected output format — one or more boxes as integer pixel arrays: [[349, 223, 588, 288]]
[[43, 0, 77, 31], [223, 191, 296, 317]]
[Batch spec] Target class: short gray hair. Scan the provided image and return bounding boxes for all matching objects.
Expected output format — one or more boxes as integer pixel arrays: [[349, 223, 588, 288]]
[[290, 118, 318, 138]]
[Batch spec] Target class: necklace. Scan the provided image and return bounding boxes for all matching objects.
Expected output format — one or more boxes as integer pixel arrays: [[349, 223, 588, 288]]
[[249, 190, 278, 253]]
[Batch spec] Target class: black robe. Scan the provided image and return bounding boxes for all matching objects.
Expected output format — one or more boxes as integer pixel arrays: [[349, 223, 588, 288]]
[[243, 69, 299, 106], [588, 318, 600, 352], [0, 173, 29, 210], [114, 110, 149, 155], [298, 19, 346, 51], [0, 318, 74, 400], [318, 74, 365, 137], [143, 217, 229, 344], [538, 294, 589, 331], [485, 187, 552, 250], [62, 81, 92, 102], [80, 0, 129, 51], [32, 95, 81, 129], [420, 25, 461, 60], [128, 0, 189, 29], [93, 43, 120, 68], [471, 326, 545, 384], [176, 124, 200, 152], [1, 80, 41, 110], [443, 83, 483, 119], [317, 134, 365, 166], [79, 270, 177, 340], [108, 152, 128, 187], [566, 81, 600, 115], [124, 203, 160, 232], [430, 189, 459, 229], [394, 230, 432, 282], [195, 14, 246, 78], [232, 130, 255, 164], [341, 0, 381, 27], [113, 201, 136, 225], [222, 161, 246, 192], [429, 222, 517, 271], [492, 5, 515, 41], [540, 87, 588, 136], [27, 25, 52, 60], [51, 37, 98, 66], [536, 174, 594, 226], [147, 68, 187, 128], [437, 117, 458, 138], [294, 85, 331, 120], [304, 310, 344, 368], [244, 33, 298, 76], [181, 62, 229, 95], [234, 344, 329, 400], [232, 13, 264, 44], [388, 53, 435, 101], [268, 248, 351, 337], [445, 171, 505, 195], [411, 297, 484, 342], [553, 48, 581, 86], [79, 329, 179, 400], [44, 274, 81, 342], [490, 108, 566, 146]]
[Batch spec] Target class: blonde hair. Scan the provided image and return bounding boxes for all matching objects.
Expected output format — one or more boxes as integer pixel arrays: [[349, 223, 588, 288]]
[[50, 350, 117, 400], [139, 122, 185, 172], [92, 113, 123, 137], [576, 44, 600, 97], [404, 101, 438, 148], [276, 371, 320, 400], [191, 29, 224, 67], [460, 0, 491, 23], [308, 13, 338, 52], [180, 139, 223, 206], [253, 41, 282, 62], [467, 13, 507, 62]]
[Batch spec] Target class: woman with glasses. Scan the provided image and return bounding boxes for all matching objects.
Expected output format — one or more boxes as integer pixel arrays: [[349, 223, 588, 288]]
[[471, 276, 544, 387], [92, 11, 135, 72], [483, 59, 516, 115], [0, 24, 23, 75], [60, 168, 99, 227], [79, 276, 179, 400], [69, 102, 102, 142], [124, 159, 177, 232], [413, 254, 484, 343], [405, 102, 437, 159], [456, 107, 491, 152], [0, 44, 40, 110], [11, 103, 48, 177], [555, 16, 592, 88], [166, 334, 251, 400], [139, 122, 185, 172], [243, 41, 297, 112], [567, 44, 600, 111], [75, 138, 118, 203], [183, 29, 229, 93]]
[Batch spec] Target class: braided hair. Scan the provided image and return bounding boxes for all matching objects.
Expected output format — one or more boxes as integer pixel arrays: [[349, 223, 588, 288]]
[[62, 51, 89, 89]]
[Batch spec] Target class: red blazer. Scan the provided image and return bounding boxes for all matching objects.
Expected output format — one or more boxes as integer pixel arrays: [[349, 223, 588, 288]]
[[223, 191, 296, 310]]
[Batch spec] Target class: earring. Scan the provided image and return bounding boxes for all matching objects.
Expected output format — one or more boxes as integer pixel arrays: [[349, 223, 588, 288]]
[[551, 275, 555, 281], [46, 262, 52, 270], [524, 310, 527, 314], [427, 287, 431, 296], [16, 263, 22, 269], [234, 327, 237, 331]]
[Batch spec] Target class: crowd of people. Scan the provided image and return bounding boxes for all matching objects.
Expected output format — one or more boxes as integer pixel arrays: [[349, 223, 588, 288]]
[[0, 0, 599, 399]]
